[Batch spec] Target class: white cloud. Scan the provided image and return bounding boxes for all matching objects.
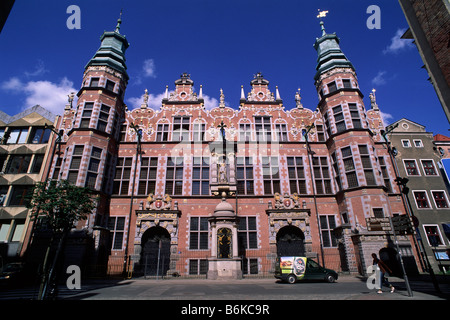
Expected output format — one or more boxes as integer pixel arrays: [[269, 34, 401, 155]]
[[383, 28, 414, 54], [142, 59, 156, 78], [1, 77, 22, 91], [1, 77, 77, 115], [24, 60, 49, 78], [203, 95, 219, 110], [127, 91, 168, 110], [371, 71, 387, 86], [381, 111, 393, 125]]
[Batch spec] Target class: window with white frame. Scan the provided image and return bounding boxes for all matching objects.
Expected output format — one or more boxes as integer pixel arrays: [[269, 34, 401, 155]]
[[316, 124, 326, 142], [192, 122, 206, 142], [85, 147, 102, 189], [349, 103, 362, 129], [165, 157, 184, 195], [421, 160, 438, 176], [332, 105, 346, 133], [319, 215, 337, 247], [242, 258, 259, 275], [312, 156, 332, 194], [378, 156, 392, 193], [239, 122, 252, 141], [287, 156, 307, 195], [274, 123, 288, 142], [112, 157, 132, 195], [423, 225, 444, 246], [238, 216, 258, 250], [156, 123, 169, 142], [68, 145, 84, 184], [359, 145, 376, 186], [97, 104, 110, 132], [255, 116, 272, 142], [341, 146, 358, 188], [404, 160, 420, 176], [262, 156, 280, 195], [189, 217, 209, 250], [413, 139, 423, 148], [80, 102, 94, 128], [108, 217, 125, 250], [413, 191, 431, 209], [192, 156, 210, 195], [236, 157, 254, 195], [172, 116, 190, 141], [189, 259, 208, 275], [431, 191, 449, 209], [401, 140, 411, 148], [138, 157, 158, 195]]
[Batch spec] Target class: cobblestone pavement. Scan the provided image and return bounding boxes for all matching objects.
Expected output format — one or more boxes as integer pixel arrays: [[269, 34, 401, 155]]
[[1, 275, 448, 301]]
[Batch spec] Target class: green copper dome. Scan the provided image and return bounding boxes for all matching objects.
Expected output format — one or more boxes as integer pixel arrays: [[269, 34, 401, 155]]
[[313, 21, 354, 81], [85, 18, 130, 80]]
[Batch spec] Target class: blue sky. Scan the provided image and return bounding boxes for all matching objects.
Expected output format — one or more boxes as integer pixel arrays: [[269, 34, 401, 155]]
[[0, 0, 448, 136]]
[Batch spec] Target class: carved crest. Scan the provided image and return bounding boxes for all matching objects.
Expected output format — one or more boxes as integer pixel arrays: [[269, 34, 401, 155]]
[[146, 193, 172, 210], [273, 192, 301, 210]]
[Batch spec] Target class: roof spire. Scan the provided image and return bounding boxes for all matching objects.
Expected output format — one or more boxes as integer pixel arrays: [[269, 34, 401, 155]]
[[115, 9, 123, 33], [317, 9, 329, 36]]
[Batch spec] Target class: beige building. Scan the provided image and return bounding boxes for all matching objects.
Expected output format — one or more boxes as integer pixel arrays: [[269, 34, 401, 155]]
[[0, 105, 57, 264]]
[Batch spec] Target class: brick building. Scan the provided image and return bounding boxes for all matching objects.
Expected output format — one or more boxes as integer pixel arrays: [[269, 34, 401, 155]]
[[399, 0, 450, 123], [32, 19, 420, 278]]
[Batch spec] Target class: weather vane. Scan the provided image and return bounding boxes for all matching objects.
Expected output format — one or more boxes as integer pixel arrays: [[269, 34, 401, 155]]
[[317, 9, 329, 19]]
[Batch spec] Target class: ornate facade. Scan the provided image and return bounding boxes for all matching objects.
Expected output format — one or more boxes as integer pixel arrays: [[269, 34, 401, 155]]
[[34, 19, 421, 278]]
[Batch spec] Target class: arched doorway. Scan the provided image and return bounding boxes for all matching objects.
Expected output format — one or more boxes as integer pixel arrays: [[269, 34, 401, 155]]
[[276, 226, 305, 257], [140, 226, 171, 277]]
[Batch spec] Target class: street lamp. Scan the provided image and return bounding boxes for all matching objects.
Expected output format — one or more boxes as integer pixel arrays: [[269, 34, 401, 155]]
[[303, 124, 325, 267], [123, 122, 142, 278]]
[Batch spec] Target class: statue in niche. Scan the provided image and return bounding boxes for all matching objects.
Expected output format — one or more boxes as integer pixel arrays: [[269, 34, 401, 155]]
[[219, 162, 227, 183]]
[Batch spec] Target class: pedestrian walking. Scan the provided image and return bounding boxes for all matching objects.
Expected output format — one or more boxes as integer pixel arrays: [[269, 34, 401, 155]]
[[371, 253, 395, 294]]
